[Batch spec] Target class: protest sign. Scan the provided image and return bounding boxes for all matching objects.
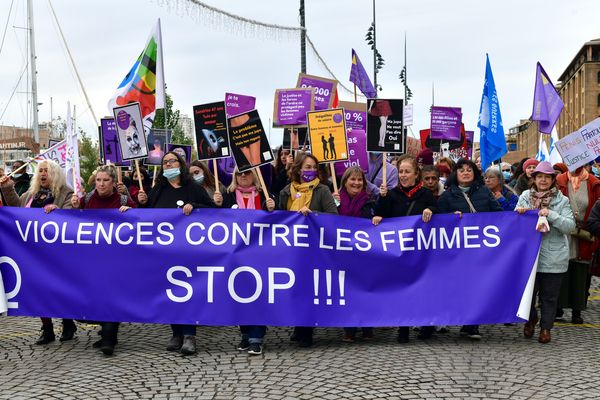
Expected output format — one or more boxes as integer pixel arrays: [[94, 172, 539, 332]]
[[366, 98, 405, 153], [403, 104, 414, 127], [227, 109, 274, 172], [225, 93, 256, 118], [34, 140, 67, 167], [282, 128, 309, 150], [112, 102, 148, 161], [335, 101, 368, 175], [406, 137, 422, 157], [297, 73, 337, 111], [99, 118, 130, 167], [166, 143, 192, 165], [420, 124, 472, 162], [273, 88, 314, 127], [554, 117, 600, 171], [193, 101, 231, 160], [0, 208, 540, 326], [307, 108, 348, 163], [145, 129, 171, 166], [430, 106, 462, 140]]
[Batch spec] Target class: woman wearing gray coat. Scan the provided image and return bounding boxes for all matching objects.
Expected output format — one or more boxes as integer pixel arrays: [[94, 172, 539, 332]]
[[516, 161, 575, 344]]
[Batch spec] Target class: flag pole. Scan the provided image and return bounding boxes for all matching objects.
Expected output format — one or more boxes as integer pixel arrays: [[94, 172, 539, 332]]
[[158, 18, 168, 133], [329, 162, 338, 193], [353, 84, 357, 103], [213, 159, 220, 193]]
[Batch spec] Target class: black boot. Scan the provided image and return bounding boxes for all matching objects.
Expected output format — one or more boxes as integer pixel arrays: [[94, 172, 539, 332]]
[[60, 319, 77, 342], [35, 324, 55, 345]]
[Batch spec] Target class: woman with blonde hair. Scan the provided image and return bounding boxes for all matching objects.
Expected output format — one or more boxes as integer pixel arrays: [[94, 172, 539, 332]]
[[0, 159, 75, 345]]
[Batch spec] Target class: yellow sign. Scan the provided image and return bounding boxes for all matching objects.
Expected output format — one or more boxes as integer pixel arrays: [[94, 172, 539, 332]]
[[307, 108, 348, 163]]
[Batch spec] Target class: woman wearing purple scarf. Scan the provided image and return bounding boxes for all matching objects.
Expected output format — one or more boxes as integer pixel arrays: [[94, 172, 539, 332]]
[[332, 166, 376, 341], [372, 156, 437, 343]]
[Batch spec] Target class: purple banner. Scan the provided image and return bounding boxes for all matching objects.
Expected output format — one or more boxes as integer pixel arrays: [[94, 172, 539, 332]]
[[297, 73, 336, 111], [274, 88, 314, 126], [430, 106, 462, 140], [335, 102, 368, 175], [0, 208, 540, 326], [225, 93, 256, 118]]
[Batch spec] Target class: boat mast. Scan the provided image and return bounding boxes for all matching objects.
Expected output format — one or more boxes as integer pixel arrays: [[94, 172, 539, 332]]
[[27, 0, 39, 144]]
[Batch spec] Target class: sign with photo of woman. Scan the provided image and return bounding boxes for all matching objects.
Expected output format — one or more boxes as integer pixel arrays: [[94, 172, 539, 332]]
[[366, 98, 405, 153], [145, 129, 171, 166], [112, 102, 149, 161]]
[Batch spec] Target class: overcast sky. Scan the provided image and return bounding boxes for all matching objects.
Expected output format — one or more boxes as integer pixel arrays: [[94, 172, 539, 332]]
[[1, 0, 599, 147]]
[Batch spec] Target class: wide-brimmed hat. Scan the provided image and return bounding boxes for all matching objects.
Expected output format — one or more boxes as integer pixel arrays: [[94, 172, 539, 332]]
[[531, 161, 556, 176]]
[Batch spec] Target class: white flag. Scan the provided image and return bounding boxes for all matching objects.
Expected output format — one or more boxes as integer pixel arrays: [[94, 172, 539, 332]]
[[548, 127, 563, 165], [536, 134, 550, 162], [65, 104, 83, 196]]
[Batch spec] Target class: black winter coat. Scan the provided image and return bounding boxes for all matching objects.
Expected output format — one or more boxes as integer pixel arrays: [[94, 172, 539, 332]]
[[376, 186, 437, 218], [438, 182, 502, 213]]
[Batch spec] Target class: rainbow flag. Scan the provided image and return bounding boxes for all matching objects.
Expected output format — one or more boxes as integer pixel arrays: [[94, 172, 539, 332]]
[[108, 20, 165, 133]]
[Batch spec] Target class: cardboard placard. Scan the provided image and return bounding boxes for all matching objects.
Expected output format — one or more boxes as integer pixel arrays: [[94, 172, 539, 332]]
[[366, 98, 405, 153], [193, 101, 231, 160], [167, 143, 192, 165], [227, 110, 274, 172], [225, 93, 256, 118], [99, 118, 130, 166], [112, 103, 148, 161], [430, 106, 462, 140], [555, 117, 600, 171], [307, 108, 348, 163], [273, 88, 314, 127], [145, 129, 172, 166], [296, 73, 337, 111], [334, 101, 368, 175], [282, 128, 309, 150]]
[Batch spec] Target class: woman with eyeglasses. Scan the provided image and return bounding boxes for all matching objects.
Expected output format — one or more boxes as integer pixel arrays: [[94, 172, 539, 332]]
[[484, 166, 518, 211], [213, 168, 276, 355], [278, 153, 338, 347], [437, 158, 503, 341], [138, 151, 215, 356]]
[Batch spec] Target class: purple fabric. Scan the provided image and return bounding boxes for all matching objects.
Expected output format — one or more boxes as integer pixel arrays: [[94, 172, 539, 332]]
[[349, 49, 376, 98], [531, 62, 564, 134], [298, 75, 335, 111], [0, 208, 541, 326], [335, 106, 369, 176], [338, 188, 369, 217]]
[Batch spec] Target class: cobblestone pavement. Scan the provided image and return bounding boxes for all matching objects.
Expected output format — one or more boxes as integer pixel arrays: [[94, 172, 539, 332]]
[[2, 281, 600, 399]]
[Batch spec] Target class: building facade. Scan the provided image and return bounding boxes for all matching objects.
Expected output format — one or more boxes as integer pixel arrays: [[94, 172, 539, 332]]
[[0, 124, 54, 170]]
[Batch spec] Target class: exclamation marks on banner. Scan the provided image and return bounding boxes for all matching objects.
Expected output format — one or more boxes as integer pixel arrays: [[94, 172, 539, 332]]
[[313, 269, 346, 306]]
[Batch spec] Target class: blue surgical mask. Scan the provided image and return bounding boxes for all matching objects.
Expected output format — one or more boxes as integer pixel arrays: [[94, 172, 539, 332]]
[[593, 167, 599, 177], [503, 171, 511, 181], [163, 168, 181, 181], [301, 170, 318, 183], [194, 174, 205, 184]]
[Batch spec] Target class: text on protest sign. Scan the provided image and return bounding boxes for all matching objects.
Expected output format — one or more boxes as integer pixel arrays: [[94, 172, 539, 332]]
[[555, 117, 600, 171]]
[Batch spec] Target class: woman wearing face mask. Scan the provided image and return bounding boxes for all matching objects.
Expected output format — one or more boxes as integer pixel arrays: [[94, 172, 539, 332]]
[[189, 160, 225, 199], [279, 153, 338, 347], [138, 151, 215, 356], [484, 166, 518, 211], [9, 160, 31, 196], [372, 156, 437, 343], [437, 158, 503, 340], [514, 158, 539, 195], [516, 162, 575, 343], [71, 165, 136, 356], [213, 168, 275, 355], [0, 160, 75, 345]]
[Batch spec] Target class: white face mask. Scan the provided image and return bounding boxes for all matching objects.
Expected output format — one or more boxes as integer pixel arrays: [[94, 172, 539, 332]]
[[439, 177, 447, 186]]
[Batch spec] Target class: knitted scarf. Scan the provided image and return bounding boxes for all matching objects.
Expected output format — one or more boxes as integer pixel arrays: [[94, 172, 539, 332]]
[[529, 187, 558, 210], [399, 182, 423, 199], [288, 178, 320, 211], [568, 169, 589, 193], [339, 187, 369, 217], [235, 185, 257, 210]]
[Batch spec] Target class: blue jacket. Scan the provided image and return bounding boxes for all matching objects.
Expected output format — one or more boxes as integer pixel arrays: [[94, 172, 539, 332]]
[[497, 186, 519, 211], [438, 182, 503, 214], [516, 190, 575, 273]]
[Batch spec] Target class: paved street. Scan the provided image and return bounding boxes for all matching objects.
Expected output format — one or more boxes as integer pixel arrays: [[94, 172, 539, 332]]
[[2, 280, 600, 400]]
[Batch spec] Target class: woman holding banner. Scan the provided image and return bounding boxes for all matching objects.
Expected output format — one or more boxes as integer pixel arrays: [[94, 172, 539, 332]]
[[138, 151, 215, 356], [437, 158, 502, 340], [71, 165, 136, 356], [213, 168, 276, 355], [332, 166, 377, 342], [279, 153, 338, 347], [0, 159, 76, 345], [372, 156, 437, 343], [516, 161, 575, 343]]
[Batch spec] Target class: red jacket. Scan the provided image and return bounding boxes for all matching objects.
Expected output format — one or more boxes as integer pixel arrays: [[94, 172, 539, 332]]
[[557, 172, 600, 260]]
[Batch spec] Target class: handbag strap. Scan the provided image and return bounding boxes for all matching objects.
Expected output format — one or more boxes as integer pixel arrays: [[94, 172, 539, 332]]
[[406, 201, 416, 217], [461, 191, 477, 213]]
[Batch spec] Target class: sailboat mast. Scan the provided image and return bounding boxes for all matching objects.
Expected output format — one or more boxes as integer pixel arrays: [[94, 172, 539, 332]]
[[27, 0, 39, 144]]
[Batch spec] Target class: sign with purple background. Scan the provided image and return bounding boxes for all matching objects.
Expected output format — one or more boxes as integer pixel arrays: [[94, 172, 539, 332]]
[[297, 73, 337, 111], [430, 106, 462, 140], [273, 88, 314, 127], [466, 130, 474, 158], [225, 93, 256, 118], [0, 208, 540, 326], [335, 101, 369, 175], [99, 118, 130, 166]]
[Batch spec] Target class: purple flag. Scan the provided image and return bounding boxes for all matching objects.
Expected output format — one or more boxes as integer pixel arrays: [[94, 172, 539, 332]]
[[350, 49, 376, 98], [531, 62, 564, 134]]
